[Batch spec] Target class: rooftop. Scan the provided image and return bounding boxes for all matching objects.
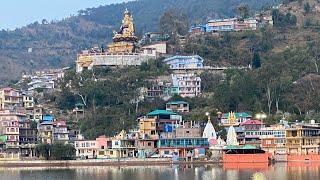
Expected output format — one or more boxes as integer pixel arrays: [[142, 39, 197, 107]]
[[147, 109, 177, 116], [241, 120, 263, 125], [166, 101, 188, 105], [222, 112, 251, 118], [163, 55, 204, 63]]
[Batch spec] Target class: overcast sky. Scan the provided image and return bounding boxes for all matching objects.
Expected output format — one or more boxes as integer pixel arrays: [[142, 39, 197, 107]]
[[0, 0, 126, 30]]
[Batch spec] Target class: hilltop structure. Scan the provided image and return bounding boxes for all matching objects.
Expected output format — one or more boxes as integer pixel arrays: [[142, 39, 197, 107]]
[[76, 9, 160, 73]]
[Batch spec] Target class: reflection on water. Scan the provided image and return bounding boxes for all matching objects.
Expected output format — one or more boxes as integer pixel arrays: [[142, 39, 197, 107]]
[[0, 163, 319, 180]]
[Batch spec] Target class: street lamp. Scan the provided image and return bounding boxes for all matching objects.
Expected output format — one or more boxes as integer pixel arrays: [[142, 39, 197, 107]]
[[206, 112, 210, 122]]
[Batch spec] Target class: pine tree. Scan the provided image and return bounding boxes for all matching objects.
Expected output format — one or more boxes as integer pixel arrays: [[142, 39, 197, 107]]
[[252, 51, 261, 69]]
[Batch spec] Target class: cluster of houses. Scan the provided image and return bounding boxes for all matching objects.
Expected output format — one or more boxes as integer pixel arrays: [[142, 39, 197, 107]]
[[20, 67, 69, 93], [0, 87, 319, 160], [189, 15, 273, 34], [75, 101, 320, 160], [0, 87, 78, 159], [146, 55, 204, 99]]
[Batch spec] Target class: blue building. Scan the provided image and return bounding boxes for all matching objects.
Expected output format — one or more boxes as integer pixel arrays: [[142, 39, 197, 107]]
[[163, 55, 204, 70], [189, 25, 207, 34], [42, 114, 54, 122]]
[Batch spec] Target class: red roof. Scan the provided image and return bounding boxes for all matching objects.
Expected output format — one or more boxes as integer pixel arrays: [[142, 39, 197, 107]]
[[241, 119, 263, 125], [53, 120, 67, 127]]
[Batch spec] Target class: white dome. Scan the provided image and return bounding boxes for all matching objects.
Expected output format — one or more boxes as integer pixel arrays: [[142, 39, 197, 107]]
[[202, 120, 217, 140]]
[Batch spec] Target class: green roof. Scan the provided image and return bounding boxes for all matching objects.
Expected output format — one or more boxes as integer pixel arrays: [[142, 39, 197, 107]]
[[224, 145, 259, 150], [0, 135, 6, 143], [225, 145, 239, 149], [242, 144, 258, 149], [166, 101, 188, 105], [147, 110, 177, 116], [222, 112, 251, 118]]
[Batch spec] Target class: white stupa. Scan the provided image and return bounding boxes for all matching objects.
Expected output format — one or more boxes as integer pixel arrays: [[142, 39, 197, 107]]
[[202, 115, 217, 141], [226, 126, 239, 146]]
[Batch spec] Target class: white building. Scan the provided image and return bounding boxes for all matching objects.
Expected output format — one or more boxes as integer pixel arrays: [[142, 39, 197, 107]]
[[74, 140, 98, 158], [141, 42, 167, 58], [76, 52, 156, 73], [172, 73, 201, 98], [202, 120, 217, 141], [163, 55, 204, 70]]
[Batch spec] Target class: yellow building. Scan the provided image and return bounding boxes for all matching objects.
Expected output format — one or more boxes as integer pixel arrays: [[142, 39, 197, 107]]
[[286, 123, 320, 155], [138, 117, 158, 139], [0, 88, 22, 110]]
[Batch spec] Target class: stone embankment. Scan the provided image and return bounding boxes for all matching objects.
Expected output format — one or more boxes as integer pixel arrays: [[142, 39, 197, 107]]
[[0, 158, 218, 167]]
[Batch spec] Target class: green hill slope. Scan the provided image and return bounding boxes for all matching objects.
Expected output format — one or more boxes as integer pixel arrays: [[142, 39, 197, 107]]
[[0, 0, 278, 82]]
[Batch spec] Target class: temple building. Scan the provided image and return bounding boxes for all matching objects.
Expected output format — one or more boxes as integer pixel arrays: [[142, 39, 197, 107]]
[[76, 9, 160, 73]]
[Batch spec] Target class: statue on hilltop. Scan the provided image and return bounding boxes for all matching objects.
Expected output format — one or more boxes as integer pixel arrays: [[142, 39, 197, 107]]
[[113, 9, 137, 42]]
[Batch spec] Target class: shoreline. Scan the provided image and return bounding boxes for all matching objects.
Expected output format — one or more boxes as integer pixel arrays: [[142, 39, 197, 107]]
[[0, 158, 220, 167], [0, 158, 319, 167]]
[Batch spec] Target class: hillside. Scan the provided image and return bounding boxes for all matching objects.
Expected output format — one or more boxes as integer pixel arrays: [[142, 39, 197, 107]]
[[38, 0, 320, 138], [0, 0, 278, 82]]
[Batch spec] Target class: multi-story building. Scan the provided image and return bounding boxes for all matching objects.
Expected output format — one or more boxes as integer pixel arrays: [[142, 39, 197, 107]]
[[240, 120, 264, 146], [166, 101, 190, 113], [163, 55, 204, 70], [0, 88, 23, 110], [75, 140, 98, 159], [0, 109, 25, 158], [234, 18, 258, 31], [206, 18, 237, 32], [38, 121, 53, 144], [259, 123, 287, 154], [141, 42, 167, 58], [32, 105, 43, 122], [22, 94, 34, 109], [52, 120, 69, 144], [286, 123, 320, 155], [19, 120, 38, 157], [157, 138, 209, 157], [172, 73, 201, 98], [138, 116, 158, 140], [175, 121, 202, 138]]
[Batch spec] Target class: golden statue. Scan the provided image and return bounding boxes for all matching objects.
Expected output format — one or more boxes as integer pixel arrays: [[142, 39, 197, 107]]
[[108, 9, 138, 54], [113, 8, 137, 41], [228, 111, 236, 124]]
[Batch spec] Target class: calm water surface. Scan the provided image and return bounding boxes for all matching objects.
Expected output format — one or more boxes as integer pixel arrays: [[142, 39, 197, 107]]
[[0, 162, 319, 180]]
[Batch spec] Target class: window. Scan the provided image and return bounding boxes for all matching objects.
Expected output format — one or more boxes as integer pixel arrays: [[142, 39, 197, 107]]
[[186, 131, 190, 134], [101, 146, 105, 150], [110, 151, 113, 155], [164, 150, 170, 155], [115, 141, 119, 145], [147, 142, 152, 146]]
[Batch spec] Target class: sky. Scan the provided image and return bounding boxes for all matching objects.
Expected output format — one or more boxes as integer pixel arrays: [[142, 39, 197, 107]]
[[0, 0, 126, 30]]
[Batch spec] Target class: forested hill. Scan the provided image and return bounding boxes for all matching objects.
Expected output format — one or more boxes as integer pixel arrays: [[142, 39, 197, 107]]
[[0, 0, 278, 82]]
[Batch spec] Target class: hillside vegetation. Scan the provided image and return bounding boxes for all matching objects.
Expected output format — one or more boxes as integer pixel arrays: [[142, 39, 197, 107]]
[[0, 0, 278, 82]]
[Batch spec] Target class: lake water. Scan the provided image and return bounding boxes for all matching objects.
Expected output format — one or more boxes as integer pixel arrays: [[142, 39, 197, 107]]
[[0, 162, 319, 180]]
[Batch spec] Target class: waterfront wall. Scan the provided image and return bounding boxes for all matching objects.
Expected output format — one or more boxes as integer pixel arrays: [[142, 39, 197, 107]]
[[0, 158, 218, 167], [222, 154, 269, 163], [287, 154, 320, 162]]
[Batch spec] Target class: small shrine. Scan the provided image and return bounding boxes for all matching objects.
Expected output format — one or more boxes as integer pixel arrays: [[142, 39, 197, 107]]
[[226, 126, 239, 146], [108, 9, 138, 54], [202, 116, 217, 142]]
